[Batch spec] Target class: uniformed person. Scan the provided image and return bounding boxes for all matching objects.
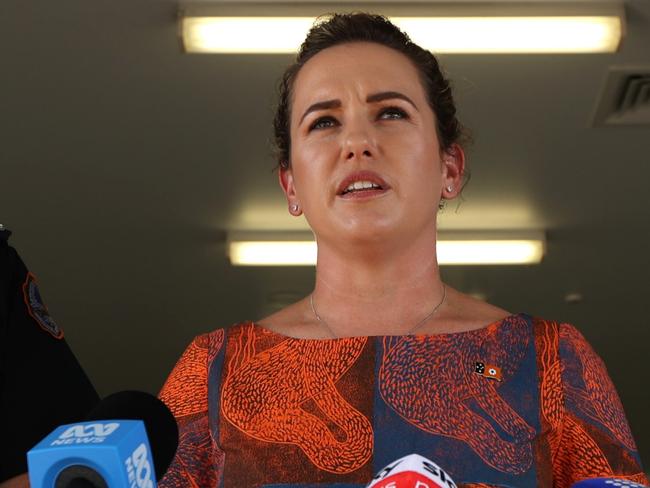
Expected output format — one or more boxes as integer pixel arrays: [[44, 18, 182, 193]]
[[0, 225, 100, 486]]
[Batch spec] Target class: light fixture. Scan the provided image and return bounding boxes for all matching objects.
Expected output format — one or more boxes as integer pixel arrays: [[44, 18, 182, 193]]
[[436, 231, 546, 265], [229, 232, 317, 266], [227, 230, 546, 266], [180, 3, 624, 54]]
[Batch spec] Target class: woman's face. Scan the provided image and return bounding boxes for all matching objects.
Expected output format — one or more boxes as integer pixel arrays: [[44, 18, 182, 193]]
[[281, 41, 462, 247]]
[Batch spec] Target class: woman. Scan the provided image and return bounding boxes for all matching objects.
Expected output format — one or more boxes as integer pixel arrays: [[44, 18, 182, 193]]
[[159, 13, 647, 488]]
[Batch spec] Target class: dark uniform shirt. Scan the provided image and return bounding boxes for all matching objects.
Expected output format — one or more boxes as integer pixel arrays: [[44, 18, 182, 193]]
[[0, 226, 100, 482]]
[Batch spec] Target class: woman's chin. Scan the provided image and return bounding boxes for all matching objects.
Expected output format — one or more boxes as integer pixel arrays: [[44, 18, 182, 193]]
[[328, 218, 403, 246]]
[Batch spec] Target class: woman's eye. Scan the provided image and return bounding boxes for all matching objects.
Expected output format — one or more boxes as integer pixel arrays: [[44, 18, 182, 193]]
[[379, 107, 408, 120], [309, 117, 337, 131]]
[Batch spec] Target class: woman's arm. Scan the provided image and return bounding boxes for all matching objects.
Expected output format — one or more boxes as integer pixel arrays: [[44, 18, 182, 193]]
[[552, 323, 648, 487], [157, 330, 225, 488]]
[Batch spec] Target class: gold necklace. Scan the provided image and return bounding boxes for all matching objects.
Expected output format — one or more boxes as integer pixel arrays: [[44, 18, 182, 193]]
[[309, 284, 446, 339]]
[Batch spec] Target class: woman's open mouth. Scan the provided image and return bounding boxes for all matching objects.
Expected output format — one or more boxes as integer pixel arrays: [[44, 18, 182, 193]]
[[339, 181, 388, 199], [336, 171, 391, 200]]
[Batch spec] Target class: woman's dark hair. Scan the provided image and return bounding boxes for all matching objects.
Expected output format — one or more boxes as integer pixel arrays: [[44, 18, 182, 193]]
[[273, 12, 469, 170]]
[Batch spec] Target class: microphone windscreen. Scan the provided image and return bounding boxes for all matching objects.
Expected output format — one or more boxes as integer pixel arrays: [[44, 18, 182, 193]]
[[84, 390, 178, 480]]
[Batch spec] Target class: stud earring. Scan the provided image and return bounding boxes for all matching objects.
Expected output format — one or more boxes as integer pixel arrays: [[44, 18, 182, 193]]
[[446, 186, 454, 193], [290, 204, 300, 214]]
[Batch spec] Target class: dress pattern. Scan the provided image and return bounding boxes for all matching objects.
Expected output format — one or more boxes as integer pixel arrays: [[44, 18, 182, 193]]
[[379, 315, 535, 475], [159, 330, 225, 488], [221, 324, 373, 474], [158, 314, 648, 488]]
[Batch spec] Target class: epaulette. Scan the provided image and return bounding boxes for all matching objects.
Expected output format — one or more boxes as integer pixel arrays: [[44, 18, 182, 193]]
[[0, 223, 11, 243]]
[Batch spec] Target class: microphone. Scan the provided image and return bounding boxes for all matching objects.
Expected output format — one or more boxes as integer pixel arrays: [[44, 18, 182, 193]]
[[27, 391, 179, 488], [571, 479, 649, 488], [367, 453, 458, 488]]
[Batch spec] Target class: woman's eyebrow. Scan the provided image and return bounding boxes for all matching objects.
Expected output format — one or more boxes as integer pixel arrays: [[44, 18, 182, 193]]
[[366, 91, 418, 111], [299, 99, 341, 125], [299, 91, 418, 125]]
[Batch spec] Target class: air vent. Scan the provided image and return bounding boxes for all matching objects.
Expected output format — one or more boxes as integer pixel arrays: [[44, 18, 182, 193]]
[[592, 67, 650, 126]]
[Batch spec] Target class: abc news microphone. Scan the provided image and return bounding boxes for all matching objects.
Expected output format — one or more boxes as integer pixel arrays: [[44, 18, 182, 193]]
[[27, 391, 178, 488]]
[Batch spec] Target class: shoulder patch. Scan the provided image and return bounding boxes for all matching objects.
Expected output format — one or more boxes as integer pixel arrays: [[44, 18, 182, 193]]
[[22, 272, 64, 339]]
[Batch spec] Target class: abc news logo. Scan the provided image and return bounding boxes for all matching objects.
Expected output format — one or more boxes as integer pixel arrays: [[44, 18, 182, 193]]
[[48, 422, 154, 488], [51, 423, 120, 446]]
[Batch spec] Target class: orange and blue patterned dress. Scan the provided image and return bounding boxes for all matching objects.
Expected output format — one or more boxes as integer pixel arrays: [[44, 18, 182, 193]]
[[158, 313, 648, 488]]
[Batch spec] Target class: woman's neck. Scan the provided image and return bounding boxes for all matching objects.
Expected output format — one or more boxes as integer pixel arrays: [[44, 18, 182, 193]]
[[311, 231, 447, 337]]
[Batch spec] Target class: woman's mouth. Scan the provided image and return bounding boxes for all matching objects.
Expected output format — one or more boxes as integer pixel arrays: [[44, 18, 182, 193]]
[[339, 181, 389, 199], [342, 180, 382, 194], [336, 171, 391, 199]]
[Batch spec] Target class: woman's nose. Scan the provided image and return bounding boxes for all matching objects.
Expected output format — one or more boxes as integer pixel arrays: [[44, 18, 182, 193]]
[[343, 121, 376, 162]]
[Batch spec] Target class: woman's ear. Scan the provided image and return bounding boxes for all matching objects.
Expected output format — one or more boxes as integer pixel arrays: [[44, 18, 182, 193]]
[[278, 165, 302, 216], [441, 143, 466, 198]]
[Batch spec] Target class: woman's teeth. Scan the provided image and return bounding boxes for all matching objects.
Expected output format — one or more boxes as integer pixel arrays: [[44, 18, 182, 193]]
[[344, 181, 382, 194]]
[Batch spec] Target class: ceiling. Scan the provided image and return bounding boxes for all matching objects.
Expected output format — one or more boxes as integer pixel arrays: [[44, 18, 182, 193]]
[[1, 0, 649, 469]]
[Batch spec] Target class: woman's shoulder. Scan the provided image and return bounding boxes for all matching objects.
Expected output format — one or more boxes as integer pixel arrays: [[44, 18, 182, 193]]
[[437, 288, 513, 334], [190, 326, 229, 346], [448, 289, 580, 338], [255, 298, 326, 339]]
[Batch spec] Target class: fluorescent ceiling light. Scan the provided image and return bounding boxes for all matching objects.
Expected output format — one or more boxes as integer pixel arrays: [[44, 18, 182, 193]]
[[182, 15, 622, 54], [436, 239, 544, 265], [230, 240, 317, 266], [184, 17, 314, 54], [227, 231, 545, 266]]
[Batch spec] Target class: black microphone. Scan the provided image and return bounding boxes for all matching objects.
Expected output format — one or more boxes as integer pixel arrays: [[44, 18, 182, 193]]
[[27, 391, 179, 488], [84, 390, 179, 482]]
